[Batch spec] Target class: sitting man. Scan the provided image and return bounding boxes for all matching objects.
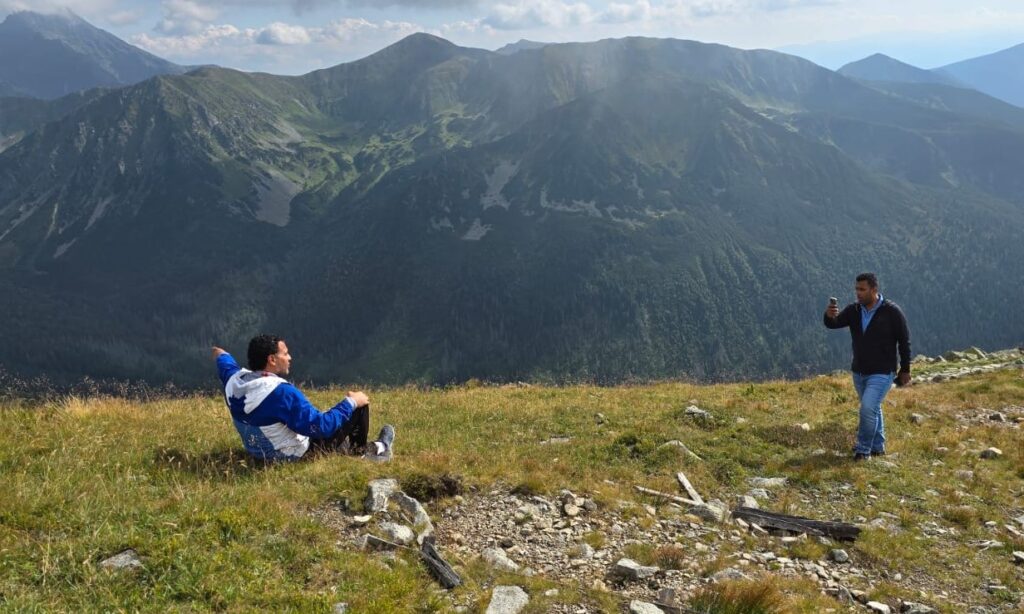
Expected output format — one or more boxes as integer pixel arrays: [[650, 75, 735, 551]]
[[212, 334, 394, 462]]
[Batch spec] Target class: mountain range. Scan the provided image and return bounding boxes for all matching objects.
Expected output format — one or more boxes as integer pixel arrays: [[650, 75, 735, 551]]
[[0, 10, 187, 100], [2, 16, 1024, 386]]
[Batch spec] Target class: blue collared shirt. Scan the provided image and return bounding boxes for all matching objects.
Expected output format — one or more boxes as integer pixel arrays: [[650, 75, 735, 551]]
[[860, 294, 884, 332]]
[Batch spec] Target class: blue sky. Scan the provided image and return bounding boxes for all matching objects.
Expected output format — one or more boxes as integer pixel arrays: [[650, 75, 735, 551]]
[[2, 0, 1023, 74]]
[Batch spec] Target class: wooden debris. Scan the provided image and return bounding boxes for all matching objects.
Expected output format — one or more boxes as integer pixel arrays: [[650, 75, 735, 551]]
[[420, 540, 462, 589], [732, 507, 861, 541], [634, 485, 700, 506], [675, 472, 704, 505]]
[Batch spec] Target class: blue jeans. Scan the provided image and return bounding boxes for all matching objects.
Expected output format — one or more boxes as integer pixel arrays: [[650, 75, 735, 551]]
[[852, 372, 894, 455]]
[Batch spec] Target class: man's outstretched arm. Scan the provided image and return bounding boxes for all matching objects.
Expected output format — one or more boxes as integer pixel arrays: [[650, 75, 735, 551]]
[[212, 346, 240, 386], [277, 384, 363, 439]]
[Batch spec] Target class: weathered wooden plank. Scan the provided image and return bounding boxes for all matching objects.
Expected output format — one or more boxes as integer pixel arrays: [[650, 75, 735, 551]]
[[675, 472, 704, 505]]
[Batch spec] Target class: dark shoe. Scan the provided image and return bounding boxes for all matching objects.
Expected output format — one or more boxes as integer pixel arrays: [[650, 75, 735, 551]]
[[871, 449, 886, 456], [362, 425, 395, 463], [852, 452, 870, 461]]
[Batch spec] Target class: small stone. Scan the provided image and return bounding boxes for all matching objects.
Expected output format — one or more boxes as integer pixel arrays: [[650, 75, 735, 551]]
[[797, 423, 811, 431], [748, 488, 770, 499], [737, 495, 759, 509], [351, 515, 372, 526], [866, 602, 891, 614], [377, 522, 415, 546], [980, 447, 1003, 459], [485, 586, 529, 614], [332, 603, 349, 614], [591, 579, 609, 591], [830, 549, 849, 563], [100, 549, 143, 571], [684, 405, 710, 418], [629, 601, 665, 614], [899, 602, 937, 614], [711, 567, 749, 582], [909, 413, 925, 425], [1013, 551, 1024, 565], [989, 412, 1007, 422], [689, 501, 729, 523], [365, 478, 399, 513], [582, 499, 598, 512], [956, 470, 974, 480], [748, 477, 788, 488], [570, 543, 595, 559], [563, 503, 581, 517], [543, 588, 559, 597], [482, 547, 520, 572], [611, 558, 660, 581]]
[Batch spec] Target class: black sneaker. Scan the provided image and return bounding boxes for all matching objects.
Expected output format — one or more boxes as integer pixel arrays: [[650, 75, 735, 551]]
[[852, 452, 870, 461], [871, 449, 886, 457], [362, 425, 395, 463]]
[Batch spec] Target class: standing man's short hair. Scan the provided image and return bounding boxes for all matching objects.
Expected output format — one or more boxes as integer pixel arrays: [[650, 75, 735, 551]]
[[855, 272, 879, 289], [248, 334, 283, 370]]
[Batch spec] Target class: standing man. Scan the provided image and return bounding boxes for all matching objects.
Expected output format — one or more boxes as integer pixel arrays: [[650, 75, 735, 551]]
[[824, 273, 911, 460], [212, 334, 395, 462]]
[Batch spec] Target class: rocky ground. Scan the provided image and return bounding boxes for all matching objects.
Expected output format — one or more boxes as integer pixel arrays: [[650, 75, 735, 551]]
[[311, 350, 1024, 613]]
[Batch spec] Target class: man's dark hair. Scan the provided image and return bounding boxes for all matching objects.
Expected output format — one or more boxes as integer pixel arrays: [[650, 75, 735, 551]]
[[248, 334, 283, 371], [856, 272, 879, 289]]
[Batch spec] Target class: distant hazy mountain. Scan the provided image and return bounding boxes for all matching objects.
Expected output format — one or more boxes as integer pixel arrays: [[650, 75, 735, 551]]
[[939, 43, 1024, 107], [494, 39, 549, 55], [0, 10, 187, 99], [838, 53, 961, 86], [2, 34, 1024, 386]]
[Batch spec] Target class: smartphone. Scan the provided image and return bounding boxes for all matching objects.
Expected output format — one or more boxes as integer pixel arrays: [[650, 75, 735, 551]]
[[829, 297, 838, 306]]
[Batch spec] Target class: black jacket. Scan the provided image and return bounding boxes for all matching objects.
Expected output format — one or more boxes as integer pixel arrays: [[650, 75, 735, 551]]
[[824, 299, 911, 375]]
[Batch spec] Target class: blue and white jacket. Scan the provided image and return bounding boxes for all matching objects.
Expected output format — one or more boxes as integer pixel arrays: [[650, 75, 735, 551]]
[[216, 353, 357, 460]]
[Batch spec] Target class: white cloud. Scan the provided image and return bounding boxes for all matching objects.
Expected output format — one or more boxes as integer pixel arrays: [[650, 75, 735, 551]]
[[105, 8, 145, 26], [132, 17, 428, 73], [483, 0, 596, 30], [600, 0, 652, 24], [256, 21, 312, 45], [154, 0, 221, 35]]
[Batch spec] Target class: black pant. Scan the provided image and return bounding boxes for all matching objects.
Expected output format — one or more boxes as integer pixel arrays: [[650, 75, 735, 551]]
[[309, 404, 370, 454]]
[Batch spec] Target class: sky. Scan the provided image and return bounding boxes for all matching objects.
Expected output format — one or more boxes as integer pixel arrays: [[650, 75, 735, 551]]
[[2, 0, 1024, 75]]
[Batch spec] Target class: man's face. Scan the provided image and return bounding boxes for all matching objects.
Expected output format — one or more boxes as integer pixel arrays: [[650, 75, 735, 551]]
[[266, 341, 292, 376], [855, 281, 876, 305]]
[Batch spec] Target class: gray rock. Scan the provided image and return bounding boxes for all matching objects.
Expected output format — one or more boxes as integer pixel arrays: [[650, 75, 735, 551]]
[[900, 602, 938, 614], [737, 495, 759, 509], [1013, 551, 1024, 565], [100, 549, 143, 571], [611, 558, 660, 581], [629, 601, 665, 614], [332, 603, 349, 614], [361, 534, 400, 551], [570, 543, 595, 560], [485, 586, 529, 614], [392, 491, 434, 539], [483, 547, 520, 572], [689, 501, 729, 523], [866, 602, 891, 614], [365, 478, 399, 513], [684, 405, 710, 418], [747, 488, 770, 499], [377, 522, 415, 546], [980, 447, 1003, 459], [989, 412, 1007, 422], [563, 503, 581, 517], [711, 567, 749, 582], [909, 413, 925, 424], [748, 477, 788, 488], [830, 549, 850, 563]]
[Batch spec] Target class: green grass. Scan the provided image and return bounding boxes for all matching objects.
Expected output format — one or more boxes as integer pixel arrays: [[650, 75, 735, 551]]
[[1, 369, 1023, 611]]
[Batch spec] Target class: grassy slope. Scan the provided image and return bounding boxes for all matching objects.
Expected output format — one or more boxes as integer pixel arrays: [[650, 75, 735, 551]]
[[1, 367, 1022, 612]]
